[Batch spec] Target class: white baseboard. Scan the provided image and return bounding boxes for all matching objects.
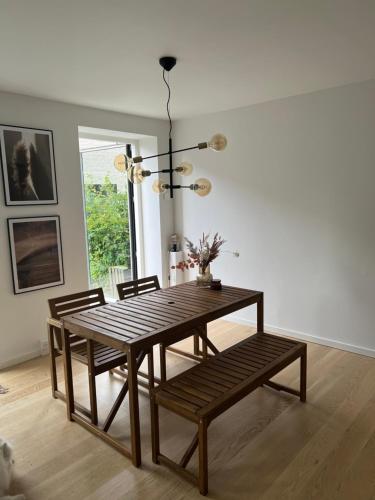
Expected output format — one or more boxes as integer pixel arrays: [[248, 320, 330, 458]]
[[0, 349, 42, 370], [228, 314, 375, 359]]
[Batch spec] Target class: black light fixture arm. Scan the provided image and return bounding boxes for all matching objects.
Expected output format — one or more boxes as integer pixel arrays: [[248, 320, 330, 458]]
[[132, 142, 207, 164], [162, 184, 199, 191]]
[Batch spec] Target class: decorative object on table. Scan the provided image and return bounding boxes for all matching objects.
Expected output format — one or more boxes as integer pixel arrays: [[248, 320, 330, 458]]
[[0, 124, 57, 205], [210, 279, 222, 290], [113, 56, 227, 199], [169, 250, 184, 286], [171, 233, 226, 287], [7, 216, 64, 294], [169, 233, 181, 252]]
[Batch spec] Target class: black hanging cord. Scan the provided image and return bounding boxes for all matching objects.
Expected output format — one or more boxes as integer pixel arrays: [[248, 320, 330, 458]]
[[163, 69, 172, 138]]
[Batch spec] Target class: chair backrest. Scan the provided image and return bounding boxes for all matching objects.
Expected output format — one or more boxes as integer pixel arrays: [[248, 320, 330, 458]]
[[117, 275, 160, 300], [48, 288, 106, 349]]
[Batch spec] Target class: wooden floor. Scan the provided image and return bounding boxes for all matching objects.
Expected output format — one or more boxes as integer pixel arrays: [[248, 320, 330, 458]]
[[1, 320, 375, 500]]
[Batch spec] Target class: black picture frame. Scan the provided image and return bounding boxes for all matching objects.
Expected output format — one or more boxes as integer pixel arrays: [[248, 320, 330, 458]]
[[7, 216, 64, 294], [0, 124, 58, 205]]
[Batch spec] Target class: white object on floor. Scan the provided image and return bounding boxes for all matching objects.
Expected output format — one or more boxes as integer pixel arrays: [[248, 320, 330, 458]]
[[0, 439, 25, 500]]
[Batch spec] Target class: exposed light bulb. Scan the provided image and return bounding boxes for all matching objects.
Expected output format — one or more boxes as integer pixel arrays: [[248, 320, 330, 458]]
[[208, 133, 227, 152], [114, 154, 132, 172], [127, 165, 145, 184], [152, 179, 168, 194], [191, 178, 212, 197], [175, 161, 193, 176]]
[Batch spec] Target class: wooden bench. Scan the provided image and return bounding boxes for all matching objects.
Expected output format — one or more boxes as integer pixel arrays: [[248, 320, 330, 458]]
[[150, 332, 307, 495]]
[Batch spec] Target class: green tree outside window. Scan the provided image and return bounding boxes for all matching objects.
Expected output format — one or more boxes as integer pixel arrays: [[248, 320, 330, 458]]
[[84, 175, 129, 285]]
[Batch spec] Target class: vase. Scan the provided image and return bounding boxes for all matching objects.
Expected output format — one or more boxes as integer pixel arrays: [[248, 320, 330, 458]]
[[196, 265, 212, 287]]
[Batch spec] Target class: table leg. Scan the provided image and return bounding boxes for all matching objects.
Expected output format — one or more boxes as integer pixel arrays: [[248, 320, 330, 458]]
[[198, 324, 219, 356], [61, 325, 74, 421], [128, 347, 141, 467], [200, 325, 208, 360], [160, 344, 167, 382], [148, 348, 155, 392], [193, 334, 200, 356], [257, 292, 264, 333]]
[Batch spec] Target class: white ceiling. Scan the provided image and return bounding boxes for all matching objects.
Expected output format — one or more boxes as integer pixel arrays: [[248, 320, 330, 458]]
[[0, 0, 375, 119]]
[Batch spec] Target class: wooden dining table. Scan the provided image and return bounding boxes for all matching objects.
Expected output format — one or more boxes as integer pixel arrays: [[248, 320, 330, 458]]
[[61, 282, 263, 467]]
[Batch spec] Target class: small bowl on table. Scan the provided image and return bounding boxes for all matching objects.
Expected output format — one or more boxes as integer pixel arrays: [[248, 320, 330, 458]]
[[210, 279, 222, 291]]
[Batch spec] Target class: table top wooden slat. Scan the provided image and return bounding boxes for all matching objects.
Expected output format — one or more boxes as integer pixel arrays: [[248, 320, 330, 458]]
[[78, 311, 146, 337], [104, 304, 169, 327], [83, 309, 155, 333], [111, 302, 172, 324], [126, 298, 189, 320], [139, 292, 206, 314], [62, 282, 261, 352], [131, 295, 194, 317]]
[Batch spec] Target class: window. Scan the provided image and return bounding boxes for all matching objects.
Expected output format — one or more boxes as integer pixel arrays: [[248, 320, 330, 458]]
[[79, 137, 138, 300]]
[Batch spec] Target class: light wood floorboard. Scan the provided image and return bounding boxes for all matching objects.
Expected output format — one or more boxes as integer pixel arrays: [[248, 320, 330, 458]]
[[1, 320, 374, 500]]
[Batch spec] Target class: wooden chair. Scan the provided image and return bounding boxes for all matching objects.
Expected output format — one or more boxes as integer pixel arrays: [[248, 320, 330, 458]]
[[116, 276, 161, 384], [116, 275, 161, 300], [47, 288, 128, 425], [150, 332, 307, 495], [117, 275, 205, 381]]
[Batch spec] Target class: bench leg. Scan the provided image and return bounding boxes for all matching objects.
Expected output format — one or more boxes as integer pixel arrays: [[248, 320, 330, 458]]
[[198, 419, 208, 496], [300, 347, 307, 402], [150, 396, 160, 464]]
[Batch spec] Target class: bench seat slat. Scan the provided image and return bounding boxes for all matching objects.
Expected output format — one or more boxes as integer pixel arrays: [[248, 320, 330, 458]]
[[162, 386, 207, 409], [248, 339, 288, 354], [172, 381, 215, 403], [252, 335, 293, 350], [240, 343, 282, 358], [200, 364, 242, 384], [186, 373, 227, 396], [232, 347, 272, 364], [210, 358, 254, 377], [220, 352, 261, 371], [190, 367, 234, 389]]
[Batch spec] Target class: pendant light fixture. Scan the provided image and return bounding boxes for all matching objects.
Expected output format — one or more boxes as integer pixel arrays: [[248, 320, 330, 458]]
[[114, 56, 227, 198]]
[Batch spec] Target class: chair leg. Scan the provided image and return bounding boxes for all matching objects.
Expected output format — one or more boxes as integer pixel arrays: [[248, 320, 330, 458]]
[[198, 419, 208, 496], [87, 340, 98, 425], [300, 347, 307, 402], [150, 396, 160, 464], [160, 344, 167, 382], [47, 324, 58, 398]]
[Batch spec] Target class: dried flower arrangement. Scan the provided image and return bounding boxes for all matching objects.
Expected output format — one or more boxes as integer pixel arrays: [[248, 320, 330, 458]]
[[171, 233, 226, 275]]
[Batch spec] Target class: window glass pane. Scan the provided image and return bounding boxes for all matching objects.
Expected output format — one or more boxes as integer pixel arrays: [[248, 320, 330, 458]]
[[80, 140, 135, 299]]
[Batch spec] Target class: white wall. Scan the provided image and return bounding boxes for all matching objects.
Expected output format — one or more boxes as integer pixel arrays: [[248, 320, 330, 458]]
[[173, 79, 375, 357], [0, 91, 171, 368]]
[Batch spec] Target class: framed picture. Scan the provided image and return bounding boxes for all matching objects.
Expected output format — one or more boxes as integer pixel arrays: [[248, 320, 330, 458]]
[[0, 124, 57, 205], [7, 216, 64, 294]]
